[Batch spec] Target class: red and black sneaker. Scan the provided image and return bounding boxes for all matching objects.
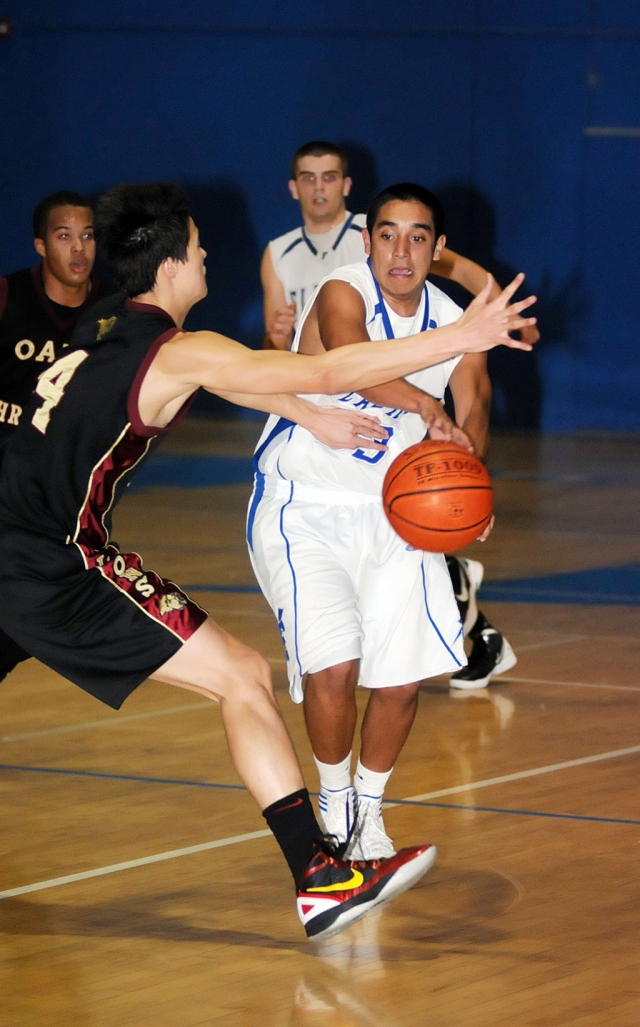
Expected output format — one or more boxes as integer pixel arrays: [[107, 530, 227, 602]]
[[297, 839, 437, 940]]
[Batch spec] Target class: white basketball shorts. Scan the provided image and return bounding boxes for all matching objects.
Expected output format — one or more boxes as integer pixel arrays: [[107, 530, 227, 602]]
[[247, 477, 466, 703]]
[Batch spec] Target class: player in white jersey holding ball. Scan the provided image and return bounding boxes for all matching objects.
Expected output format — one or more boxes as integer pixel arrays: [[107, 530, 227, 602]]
[[262, 142, 525, 689], [250, 183, 531, 857]]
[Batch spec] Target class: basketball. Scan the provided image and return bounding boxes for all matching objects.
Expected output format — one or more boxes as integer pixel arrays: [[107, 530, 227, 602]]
[[382, 439, 493, 552]]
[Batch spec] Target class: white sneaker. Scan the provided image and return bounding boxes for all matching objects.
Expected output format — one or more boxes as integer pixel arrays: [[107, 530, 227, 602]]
[[317, 786, 357, 845], [349, 796, 396, 860]]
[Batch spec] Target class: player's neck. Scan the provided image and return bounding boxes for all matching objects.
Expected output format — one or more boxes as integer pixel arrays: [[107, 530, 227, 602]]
[[41, 266, 91, 308], [301, 207, 348, 235], [133, 285, 192, 328], [378, 280, 425, 318]]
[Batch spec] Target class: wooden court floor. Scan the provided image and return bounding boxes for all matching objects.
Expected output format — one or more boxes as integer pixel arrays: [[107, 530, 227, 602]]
[[1, 422, 639, 1027]]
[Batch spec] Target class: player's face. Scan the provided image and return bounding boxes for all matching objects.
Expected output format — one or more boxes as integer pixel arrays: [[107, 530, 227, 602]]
[[288, 155, 352, 226], [177, 218, 208, 303], [364, 199, 446, 304], [34, 205, 95, 288]]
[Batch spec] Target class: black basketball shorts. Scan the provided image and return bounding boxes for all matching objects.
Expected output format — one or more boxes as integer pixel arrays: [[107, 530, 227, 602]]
[[0, 527, 208, 709]]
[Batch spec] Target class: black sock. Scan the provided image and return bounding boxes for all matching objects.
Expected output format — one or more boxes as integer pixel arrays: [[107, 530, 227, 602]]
[[469, 610, 492, 640], [263, 788, 323, 889]]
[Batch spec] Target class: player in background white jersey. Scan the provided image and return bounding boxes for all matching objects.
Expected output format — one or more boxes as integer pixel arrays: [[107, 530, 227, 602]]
[[250, 183, 533, 858], [261, 141, 530, 689]]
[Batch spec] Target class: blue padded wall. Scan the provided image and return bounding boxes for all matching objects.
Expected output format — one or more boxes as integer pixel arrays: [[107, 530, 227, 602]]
[[1, 2, 638, 429]]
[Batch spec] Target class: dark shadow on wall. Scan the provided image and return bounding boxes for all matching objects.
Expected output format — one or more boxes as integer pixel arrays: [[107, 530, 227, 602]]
[[184, 181, 263, 417], [432, 182, 588, 431], [338, 140, 380, 215]]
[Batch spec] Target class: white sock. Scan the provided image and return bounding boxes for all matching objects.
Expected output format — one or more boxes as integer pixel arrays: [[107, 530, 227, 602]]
[[314, 752, 352, 793], [354, 759, 392, 801]]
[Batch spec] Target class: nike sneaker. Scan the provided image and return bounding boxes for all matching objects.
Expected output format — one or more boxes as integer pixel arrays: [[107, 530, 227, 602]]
[[318, 786, 357, 846], [297, 839, 437, 941], [446, 555, 484, 635], [349, 796, 396, 860], [449, 627, 517, 690]]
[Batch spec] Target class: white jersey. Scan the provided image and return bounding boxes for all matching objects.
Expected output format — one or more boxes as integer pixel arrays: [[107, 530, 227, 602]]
[[253, 261, 463, 497], [268, 212, 366, 324]]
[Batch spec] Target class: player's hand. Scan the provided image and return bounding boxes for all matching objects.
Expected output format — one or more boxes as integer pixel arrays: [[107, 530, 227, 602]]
[[308, 406, 390, 451], [423, 404, 474, 452], [457, 274, 537, 353], [268, 301, 296, 347], [476, 514, 495, 542]]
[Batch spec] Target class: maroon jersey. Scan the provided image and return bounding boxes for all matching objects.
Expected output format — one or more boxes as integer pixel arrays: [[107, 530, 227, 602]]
[[0, 294, 192, 547], [0, 266, 112, 453]]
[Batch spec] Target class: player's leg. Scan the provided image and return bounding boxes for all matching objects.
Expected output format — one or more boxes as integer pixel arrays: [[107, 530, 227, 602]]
[[152, 617, 305, 809], [350, 525, 465, 859], [155, 621, 436, 940], [303, 660, 360, 844], [248, 492, 365, 848], [446, 555, 517, 690]]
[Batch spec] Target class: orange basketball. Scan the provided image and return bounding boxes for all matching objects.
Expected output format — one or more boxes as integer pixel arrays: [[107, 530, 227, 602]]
[[382, 440, 493, 552]]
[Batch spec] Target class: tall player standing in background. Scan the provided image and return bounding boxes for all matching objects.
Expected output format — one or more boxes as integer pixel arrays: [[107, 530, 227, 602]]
[[261, 141, 530, 689], [0, 190, 114, 684]]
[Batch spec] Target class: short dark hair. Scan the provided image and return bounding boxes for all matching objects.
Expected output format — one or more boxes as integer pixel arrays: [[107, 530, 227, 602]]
[[33, 190, 92, 239], [94, 182, 190, 296], [366, 183, 445, 241], [290, 141, 348, 178]]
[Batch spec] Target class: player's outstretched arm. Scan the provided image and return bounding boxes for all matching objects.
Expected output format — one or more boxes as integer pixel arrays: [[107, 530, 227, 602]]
[[150, 273, 535, 414], [213, 389, 388, 451]]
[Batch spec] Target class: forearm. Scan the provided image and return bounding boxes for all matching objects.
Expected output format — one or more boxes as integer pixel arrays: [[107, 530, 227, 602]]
[[433, 251, 501, 300], [214, 388, 315, 423], [201, 321, 468, 397], [358, 379, 441, 421], [459, 404, 490, 461]]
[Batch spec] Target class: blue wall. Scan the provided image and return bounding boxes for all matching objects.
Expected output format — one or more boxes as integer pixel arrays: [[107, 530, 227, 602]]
[[2, 2, 639, 430]]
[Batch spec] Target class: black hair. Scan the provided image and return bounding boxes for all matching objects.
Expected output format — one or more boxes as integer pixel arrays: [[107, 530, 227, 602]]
[[94, 181, 190, 297], [290, 141, 348, 178], [33, 190, 92, 239], [366, 183, 445, 241]]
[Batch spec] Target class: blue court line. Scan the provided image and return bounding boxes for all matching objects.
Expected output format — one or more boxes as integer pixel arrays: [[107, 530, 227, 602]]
[[2, 764, 638, 826], [386, 798, 640, 826], [0, 764, 245, 790]]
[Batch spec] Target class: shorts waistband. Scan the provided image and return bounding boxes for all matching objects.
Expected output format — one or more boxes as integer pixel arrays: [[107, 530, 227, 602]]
[[258, 475, 381, 506]]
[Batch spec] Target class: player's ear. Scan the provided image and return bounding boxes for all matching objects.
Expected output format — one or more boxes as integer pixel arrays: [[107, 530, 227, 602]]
[[362, 227, 371, 255], [34, 237, 46, 259], [433, 234, 446, 261], [288, 179, 299, 202], [343, 176, 352, 198], [161, 257, 179, 280]]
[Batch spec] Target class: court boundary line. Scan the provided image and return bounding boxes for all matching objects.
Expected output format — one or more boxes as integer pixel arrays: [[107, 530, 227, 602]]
[[2, 742, 639, 901], [502, 675, 640, 693], [0, 702, 212, 744], [3, 668, 637, 747]]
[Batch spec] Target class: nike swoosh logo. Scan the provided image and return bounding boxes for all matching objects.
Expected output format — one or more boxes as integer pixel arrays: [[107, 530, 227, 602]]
[[308, 868, 364, 893], [275, 797, 304, 812]]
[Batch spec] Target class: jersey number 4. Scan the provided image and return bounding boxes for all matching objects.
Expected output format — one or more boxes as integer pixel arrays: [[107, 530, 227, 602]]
[[31, 349, 89, 434]]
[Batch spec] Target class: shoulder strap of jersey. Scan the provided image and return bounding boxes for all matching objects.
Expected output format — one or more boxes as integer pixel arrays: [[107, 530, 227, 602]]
[[366, 259, 429, 339]]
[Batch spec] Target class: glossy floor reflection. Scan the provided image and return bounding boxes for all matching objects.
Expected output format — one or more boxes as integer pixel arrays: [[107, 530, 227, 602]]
[[1, 423, 639, 1027]]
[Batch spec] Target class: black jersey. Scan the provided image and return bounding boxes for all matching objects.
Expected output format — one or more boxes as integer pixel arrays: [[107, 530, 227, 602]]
[[0, 266, 113, 453], [0, 297, 193, 554]]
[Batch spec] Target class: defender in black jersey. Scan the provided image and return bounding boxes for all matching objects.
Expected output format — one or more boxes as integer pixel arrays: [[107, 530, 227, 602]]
[[0, 190, 114, 682], [0, 181, 535, 937]]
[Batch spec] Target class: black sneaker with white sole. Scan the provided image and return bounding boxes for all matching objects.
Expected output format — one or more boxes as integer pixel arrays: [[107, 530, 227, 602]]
[[449, 623, 517, 690]]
